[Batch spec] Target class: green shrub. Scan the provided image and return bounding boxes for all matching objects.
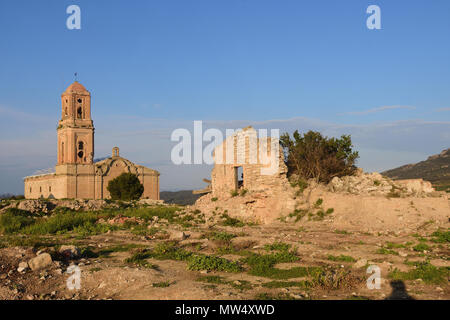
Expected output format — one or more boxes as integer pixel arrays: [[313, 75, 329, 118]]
[[0, 209, 34, 234], [125, 250, 158, 269], [208, 231, 237, 242], [314, 198, 323, 208], [389, 262, 449, 284], [149, 242, 192, 261], [413, 243, 431, 252], [107, 173, 144, 201], [21, 211, 98, 235], [221, 214, 245, 227], [187, 255, 241, 272], [264, 242, 292, 252], [230, 190, 239, 197], [280, 130, 359, 183], [430, 230, 450, 243]]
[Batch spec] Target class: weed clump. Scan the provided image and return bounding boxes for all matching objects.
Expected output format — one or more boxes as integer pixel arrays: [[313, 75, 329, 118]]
[[389, 262, 449, 284]]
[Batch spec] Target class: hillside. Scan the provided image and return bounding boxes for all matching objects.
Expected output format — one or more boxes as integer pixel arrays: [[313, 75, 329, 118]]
[[382, 148, 450, 191], [160, 190, 201, 205]]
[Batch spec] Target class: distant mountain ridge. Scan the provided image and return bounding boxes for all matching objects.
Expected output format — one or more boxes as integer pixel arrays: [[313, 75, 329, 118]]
[[160, 190, 201, 205], [382, 148, 450, 190]]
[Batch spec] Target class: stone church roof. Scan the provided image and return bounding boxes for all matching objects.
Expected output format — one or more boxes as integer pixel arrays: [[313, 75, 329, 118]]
[[94, 156, 159, 177], [64, 81, 89, 94]]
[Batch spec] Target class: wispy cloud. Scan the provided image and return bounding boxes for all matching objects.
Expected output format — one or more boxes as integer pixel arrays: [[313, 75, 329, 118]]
[[436, 107, 450, 112], [341, 105, 416, 116]]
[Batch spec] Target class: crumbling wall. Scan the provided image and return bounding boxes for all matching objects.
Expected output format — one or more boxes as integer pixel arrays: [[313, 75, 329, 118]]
[[195, 127, 298, 223]]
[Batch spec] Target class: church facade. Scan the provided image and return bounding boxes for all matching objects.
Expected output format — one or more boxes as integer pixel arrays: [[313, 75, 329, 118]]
[[24, 81, 160, 200]]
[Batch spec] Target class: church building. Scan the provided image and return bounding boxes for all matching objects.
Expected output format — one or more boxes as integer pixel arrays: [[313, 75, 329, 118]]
[[24, 81, 160, 200]]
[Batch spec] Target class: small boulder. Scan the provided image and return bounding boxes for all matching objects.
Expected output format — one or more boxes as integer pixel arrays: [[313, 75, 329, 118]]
[[28, 253, 52, 271], [59, 245, 80, 259], [352, 259, 368, 269], [170, 231, 188, 241], [17, 261, 29, 272]]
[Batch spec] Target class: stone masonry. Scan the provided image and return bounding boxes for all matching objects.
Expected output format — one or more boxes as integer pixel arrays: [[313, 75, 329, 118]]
[[194, 126, 298, 223], [24, 81, 160, 200]]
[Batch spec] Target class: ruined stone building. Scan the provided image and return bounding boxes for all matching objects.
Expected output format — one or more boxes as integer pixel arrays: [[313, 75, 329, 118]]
[[24, 81, 160, 200], [195, 127, 297, 223]]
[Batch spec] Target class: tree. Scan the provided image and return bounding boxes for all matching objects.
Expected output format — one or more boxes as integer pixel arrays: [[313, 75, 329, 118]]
[[107, 173, 144, 201], [280, 130, 359, 183]]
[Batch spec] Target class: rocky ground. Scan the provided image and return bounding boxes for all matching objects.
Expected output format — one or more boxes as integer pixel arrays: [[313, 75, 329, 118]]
[[0, 194, 448, 300]]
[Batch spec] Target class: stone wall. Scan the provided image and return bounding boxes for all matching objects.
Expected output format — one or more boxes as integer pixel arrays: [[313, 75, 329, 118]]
[[24, 174, 68, 199], [195, 127, 298, 223], [24, 158, 160, 200]]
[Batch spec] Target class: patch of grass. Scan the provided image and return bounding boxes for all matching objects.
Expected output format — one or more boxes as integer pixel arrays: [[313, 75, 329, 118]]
[[125, 250, 158, 269], [262, 280, 311, 289], [413, 243, 431, 252], [198, 276, 253, 291], [130, 225, 160, 237], [313, 198, 323, 208], [211, 197, 218, 202], [149, 241, 193, 261], [0, 235, 59, 249], [326, 254, 356, 262], [152, 281, 174, 288], [196, 275, 227, 284], [264, 242, 292, 252], [221, 214, 245, 227], [73, 221, 117, 236], [96, 244, 144, 257], [376, 247, 399, 255], [243, 250, 321, 279], [187, 255, 242, 272], [208, 231, 237, 242], [230, 190, 239, 197], [385, 242, 408, 249], [335, 230, 352, 235], [20, 211, 100, 235], [430, 230, 450, 243], [389, 262, 449, 284], [291, 178, 309, 194], [240, 189, 248, 196], [286, 209, 309, 222], [0, 208, 35, 234]]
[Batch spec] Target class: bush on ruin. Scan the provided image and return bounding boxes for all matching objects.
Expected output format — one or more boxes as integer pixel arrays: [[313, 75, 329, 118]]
[[280, 130, 359, 184], [107, 173, 144, 201]]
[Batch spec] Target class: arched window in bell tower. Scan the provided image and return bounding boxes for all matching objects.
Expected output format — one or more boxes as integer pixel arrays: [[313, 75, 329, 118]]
[[61, 142, 64, 163], [76, 98, 83, 119], [77, 107, 82, 119], [77, 141, 84, 160]]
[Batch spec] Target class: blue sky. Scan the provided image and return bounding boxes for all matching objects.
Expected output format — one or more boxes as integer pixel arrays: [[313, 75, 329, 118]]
[[0, 0, 449, 193]]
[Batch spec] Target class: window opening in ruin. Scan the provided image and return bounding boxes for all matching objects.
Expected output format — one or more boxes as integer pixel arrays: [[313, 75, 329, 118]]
[[234, 166, 244, 190], [77, 107, 82, 119]]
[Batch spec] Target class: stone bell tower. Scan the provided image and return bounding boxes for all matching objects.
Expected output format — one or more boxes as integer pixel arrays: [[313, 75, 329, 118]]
[[57, 81, 94, 165]]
